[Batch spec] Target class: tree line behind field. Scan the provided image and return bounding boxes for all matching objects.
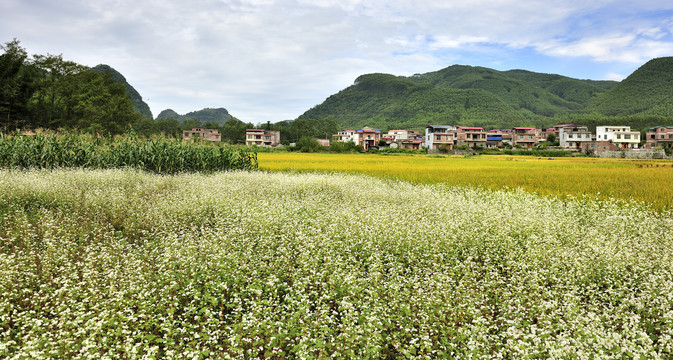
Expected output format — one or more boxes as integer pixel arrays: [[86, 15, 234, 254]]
[[0, 39, 141, 135]]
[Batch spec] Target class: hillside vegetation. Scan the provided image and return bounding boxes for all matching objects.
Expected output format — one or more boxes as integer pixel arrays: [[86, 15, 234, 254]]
[[156, 107, 234, 125], [92, 64, 153, 119], [300, 73, 527, 130], [588, 57, 673, 117], [299, 58, 673, 131]]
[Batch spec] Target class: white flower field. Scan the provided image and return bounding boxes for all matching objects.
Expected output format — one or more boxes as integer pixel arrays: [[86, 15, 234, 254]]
[[1, 169, 673, 358]]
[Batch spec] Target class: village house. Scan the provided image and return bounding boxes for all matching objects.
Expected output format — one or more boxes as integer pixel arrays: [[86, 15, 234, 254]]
[[400, 139, 424, 150], [425, 125, 456, 150], [646, 126, 673, 148], [386, 129, 415, 141], [511, 127, 538, 148], [332, 130, 356, 143], [596, 126, 640, 149], [381, 134, 395, 145], [245, 129, 281, 147], [485, 132, 503, 148], [455, 126, 487, 148], [316, 139, 330, 147], [581, 141, 621, 153], [489, 129, 513, 145], [559, 125, 592, 149], [183, 128, 221, 142], [351, 127, 381, 151]]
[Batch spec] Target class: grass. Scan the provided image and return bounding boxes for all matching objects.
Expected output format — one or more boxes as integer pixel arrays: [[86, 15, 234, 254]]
[[258, 152, 673, 211]]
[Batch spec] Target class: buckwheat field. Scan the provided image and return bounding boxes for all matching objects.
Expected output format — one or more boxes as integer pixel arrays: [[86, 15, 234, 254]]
[[2, 168, 673, 359]]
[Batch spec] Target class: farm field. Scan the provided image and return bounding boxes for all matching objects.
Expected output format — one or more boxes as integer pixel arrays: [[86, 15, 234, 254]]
[[258, 152, 673, 211], [1, 169, 673, 358]]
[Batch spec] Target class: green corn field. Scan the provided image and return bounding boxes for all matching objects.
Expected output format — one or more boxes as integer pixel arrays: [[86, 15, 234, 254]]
[[0, 132, 258, 174]]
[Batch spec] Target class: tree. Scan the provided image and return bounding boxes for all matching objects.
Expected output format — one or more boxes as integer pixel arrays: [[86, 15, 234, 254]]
[[546, 132, 559, 146], [69, 70, 141, 134], [29, 53, 87, 128], [295, 136, 321, 152], [157, 118, 180, 137], [0, 39, 35, 129]]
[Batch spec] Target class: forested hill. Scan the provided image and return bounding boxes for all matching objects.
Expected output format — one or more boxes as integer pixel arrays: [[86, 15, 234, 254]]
[[407, 65, 616, 117], [156, 108, 234, 125], [299, 73, 527, 130], [92, 64, 153, 119], [297, 61, 673, 131], [587, 57, 673, 117]]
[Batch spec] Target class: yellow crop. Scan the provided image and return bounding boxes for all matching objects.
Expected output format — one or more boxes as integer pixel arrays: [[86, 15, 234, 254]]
[[259, 153, 673, 211]]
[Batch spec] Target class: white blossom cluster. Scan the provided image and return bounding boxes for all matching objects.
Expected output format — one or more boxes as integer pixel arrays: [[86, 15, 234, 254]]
[[0, 169, 672, 359]]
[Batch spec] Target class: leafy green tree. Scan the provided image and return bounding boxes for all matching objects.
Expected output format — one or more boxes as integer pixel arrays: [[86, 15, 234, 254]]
[[29, 53, 87, 128], [180, 118, 203, 132], [69, 70, 141, 134], [157, 118, 180, 137], [546, 132, 559, 146], [295, 136, 321, 152], [0, 39, 36, 130]]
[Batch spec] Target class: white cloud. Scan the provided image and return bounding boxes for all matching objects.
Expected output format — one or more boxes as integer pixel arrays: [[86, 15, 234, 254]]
[[604, 72, 626, 81], [2, 0, 673, 122]]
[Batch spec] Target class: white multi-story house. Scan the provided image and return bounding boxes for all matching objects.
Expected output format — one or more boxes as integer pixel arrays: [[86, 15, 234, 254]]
[[425, 125, 456, 150], [245, 129, 281, 146], [596, 126, 640, 149], [559, 125, 592, 149], [332, 130, 356, 143]]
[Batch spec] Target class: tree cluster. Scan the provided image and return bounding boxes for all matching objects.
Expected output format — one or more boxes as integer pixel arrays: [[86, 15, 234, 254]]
[[0, 39, 142, 134]]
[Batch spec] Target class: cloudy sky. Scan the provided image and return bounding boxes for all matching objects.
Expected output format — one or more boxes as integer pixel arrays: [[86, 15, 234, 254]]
[[2, 1, 673, 124]]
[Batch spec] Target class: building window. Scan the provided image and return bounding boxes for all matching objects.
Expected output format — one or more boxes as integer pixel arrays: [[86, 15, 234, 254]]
[[624, 134, 630, 139]]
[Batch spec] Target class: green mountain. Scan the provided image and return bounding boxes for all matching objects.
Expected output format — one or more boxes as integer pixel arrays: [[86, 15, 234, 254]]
[[502, 70, 617, 106], [407, 65, 617, 118], [588, 57, 673, 117], [299, 73, 527, 130], [156, 107, 233, 125], [298, 59, 673, 131], [91, 64, 153, 119]]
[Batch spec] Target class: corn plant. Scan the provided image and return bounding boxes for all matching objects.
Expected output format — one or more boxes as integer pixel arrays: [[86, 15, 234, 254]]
[[0, 132, 257, 173]]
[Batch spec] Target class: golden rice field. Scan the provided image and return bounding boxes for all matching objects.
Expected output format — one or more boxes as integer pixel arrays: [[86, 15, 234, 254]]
[[258, 153, 673, 211]]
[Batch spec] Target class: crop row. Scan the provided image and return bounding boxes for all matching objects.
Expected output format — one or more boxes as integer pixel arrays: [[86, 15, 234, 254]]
[[0, 132, 257, 174]]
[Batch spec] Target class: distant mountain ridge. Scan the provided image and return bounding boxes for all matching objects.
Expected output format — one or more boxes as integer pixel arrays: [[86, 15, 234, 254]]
[[156, 107, 233, 125], [91, 64, 153, 119], [299, 58, 673, 131]]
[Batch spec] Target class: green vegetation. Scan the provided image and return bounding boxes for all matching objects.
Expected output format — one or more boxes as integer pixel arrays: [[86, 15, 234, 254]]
[[299, 73, 526, 130], [297, 59, 673, 132], [92, 64, 153, 119], [502, 69, 617, 106], [409, 65, 587, 117], [156, 107, 233, 125], [1, 169, 672, 358], [0, 39, 142, 134], [0, 132, 257, 173], [588, 57, 673, 117]]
